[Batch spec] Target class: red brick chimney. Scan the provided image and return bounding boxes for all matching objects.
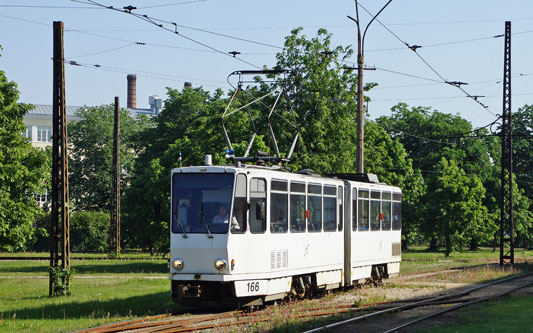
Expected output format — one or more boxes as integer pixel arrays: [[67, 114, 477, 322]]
[[127, 74, 137, 108]]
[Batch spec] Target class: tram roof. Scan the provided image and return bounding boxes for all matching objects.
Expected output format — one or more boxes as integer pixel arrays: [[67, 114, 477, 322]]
[[171, 165, 401, 191]]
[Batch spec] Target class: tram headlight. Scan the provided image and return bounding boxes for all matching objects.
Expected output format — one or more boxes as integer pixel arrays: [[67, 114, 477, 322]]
[[172, 258, 184, 271], [214, 258, 227, 271]]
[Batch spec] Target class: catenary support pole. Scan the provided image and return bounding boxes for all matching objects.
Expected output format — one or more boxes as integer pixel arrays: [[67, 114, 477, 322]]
[[500, 21, 514, 267], [110, 97, 121, 256], [351, 0, 392, 174], [50, 20, 70, 296]]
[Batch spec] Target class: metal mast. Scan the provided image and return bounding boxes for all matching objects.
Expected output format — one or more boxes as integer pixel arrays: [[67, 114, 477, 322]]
[[500, 21, 514, 267], [350, 0, 392, 174]]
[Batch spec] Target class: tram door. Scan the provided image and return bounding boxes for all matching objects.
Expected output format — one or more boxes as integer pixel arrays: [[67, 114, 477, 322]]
[[343, 182, 351, 287]]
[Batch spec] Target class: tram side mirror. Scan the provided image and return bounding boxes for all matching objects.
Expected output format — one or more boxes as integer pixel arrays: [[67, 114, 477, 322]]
[[255, 202, 265, 221]]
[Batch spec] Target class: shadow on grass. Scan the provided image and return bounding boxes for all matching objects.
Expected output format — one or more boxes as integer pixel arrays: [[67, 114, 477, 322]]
[[1, 291, 185, 320], [0, 262, 167, 274]]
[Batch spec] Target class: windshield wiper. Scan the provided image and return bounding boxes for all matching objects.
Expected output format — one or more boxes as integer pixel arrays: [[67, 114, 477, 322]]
[[173, 210, 188, 238], [199, 202, 214, 239]]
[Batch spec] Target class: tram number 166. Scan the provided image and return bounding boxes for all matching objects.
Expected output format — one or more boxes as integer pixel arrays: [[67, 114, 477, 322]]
[[235, 280, 266, 296], [247, 281, 260, 292]]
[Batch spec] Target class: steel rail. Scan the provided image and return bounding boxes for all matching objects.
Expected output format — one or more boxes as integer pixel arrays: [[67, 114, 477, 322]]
[[77, 267, 532, 332], [382, 279, 533, 333], [74, 313, 172, 333], [303, 272, 533, 333]]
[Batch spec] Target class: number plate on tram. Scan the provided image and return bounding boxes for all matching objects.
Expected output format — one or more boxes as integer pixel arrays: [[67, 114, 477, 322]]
[[234, 280, 267, 296]]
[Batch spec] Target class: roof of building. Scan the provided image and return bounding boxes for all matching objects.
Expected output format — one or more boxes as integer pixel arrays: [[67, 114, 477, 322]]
[[27, 104, 84, 116], [26, 105, 158, 118]]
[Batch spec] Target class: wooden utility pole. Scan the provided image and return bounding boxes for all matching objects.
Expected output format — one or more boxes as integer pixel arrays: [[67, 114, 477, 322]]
[[50, 20, 70, 296], [110, 97, 121, 256]]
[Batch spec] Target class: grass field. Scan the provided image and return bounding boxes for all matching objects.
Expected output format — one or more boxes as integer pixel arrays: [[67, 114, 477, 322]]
[[416, 295, 533, 333], [0, 258, 186, 332], [400, 247, 533, 274], [0, 248, 532, 332]]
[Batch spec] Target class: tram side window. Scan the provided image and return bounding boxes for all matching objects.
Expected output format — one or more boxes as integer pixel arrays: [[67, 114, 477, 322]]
[[392, 192, 402, 230], [307, 184, 322, 232], [370, 191, 381, 231], [250, 178, 266, 233], [352, 188, 357, 231], [323, 185, 336, 232], [382, 192, 391, 230], [231, 174, 247, 233], [358, 190, 369, 231], [338, 186, 343, 231], [290, 182, 306, 233], [270, 180, 288, 233]]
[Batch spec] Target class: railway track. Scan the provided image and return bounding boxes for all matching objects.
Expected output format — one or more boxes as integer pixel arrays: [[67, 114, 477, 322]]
[[305, 271, 533, 332], [76, 267, 533, 332]]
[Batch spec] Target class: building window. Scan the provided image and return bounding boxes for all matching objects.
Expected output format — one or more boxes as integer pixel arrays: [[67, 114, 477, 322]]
[[36, 126, 52, 142], [22, 126, 32, 140], [35, 190, 51, 205]]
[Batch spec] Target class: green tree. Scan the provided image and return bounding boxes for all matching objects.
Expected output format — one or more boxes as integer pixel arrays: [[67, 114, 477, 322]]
[[0, 68, 49, 251], [513, 105, 533, 198], [122, 29, 420, 253], [377, 103, 500, 250], [364, 121, 425, 247], [425, 158, 489, 256], [68, 105, 148, 211], [272, 28, 360, 174], [70, 211, 109, 252], [122, 87, 230, 253]]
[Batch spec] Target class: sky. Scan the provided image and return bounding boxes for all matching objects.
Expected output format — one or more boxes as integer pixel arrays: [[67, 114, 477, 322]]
[[1, 0, 533, 129]]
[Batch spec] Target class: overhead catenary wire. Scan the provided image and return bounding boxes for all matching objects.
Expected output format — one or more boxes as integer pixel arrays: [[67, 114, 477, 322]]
[[72, 0, 263, 69], [65, 43, 137, 59], [70, 0, 282, 49], [137, 1, 208, 9], [0, 12, 278, 60], [65, 60, 227, 88], [0, 1, 206, 9], [357, 2, 498, 118]]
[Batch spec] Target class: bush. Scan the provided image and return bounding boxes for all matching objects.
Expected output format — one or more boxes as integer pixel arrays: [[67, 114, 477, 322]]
[[30, 211, 51, 252], [70, 211, 109, 252], [30, 210, 110, 252]]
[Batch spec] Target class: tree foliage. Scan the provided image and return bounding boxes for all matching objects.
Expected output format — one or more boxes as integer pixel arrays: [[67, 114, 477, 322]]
[[68, 105, 148, 211], [69, 211, 110, 252], [513, 105, 533, 198], [121, 29, 418, 253], [377, 104, 501, 247], [425, 158, 489, 256], [0, 69, 49, 251]]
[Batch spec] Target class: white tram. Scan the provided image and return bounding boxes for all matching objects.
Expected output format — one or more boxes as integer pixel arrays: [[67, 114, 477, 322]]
[[169, 163, 402, 306]]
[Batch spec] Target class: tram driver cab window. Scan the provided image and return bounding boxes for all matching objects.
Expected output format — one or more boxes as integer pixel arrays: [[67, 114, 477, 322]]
[[250, 178, 267, 233], [231, 174, 247, 233]]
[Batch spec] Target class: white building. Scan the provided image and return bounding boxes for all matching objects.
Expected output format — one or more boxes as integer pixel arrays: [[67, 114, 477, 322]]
[[23, 104, 83, 149], [22, 74, 165, 205]]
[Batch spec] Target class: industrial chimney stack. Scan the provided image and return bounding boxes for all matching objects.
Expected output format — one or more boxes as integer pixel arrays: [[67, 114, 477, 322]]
[[127, 74, 137, 109]]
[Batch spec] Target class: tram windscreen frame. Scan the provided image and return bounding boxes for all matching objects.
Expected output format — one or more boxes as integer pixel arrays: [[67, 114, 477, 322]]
[[171, 173, 234, 234]]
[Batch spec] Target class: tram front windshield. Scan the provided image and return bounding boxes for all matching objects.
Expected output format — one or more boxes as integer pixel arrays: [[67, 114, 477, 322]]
[[172, 173, 234, 234]]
